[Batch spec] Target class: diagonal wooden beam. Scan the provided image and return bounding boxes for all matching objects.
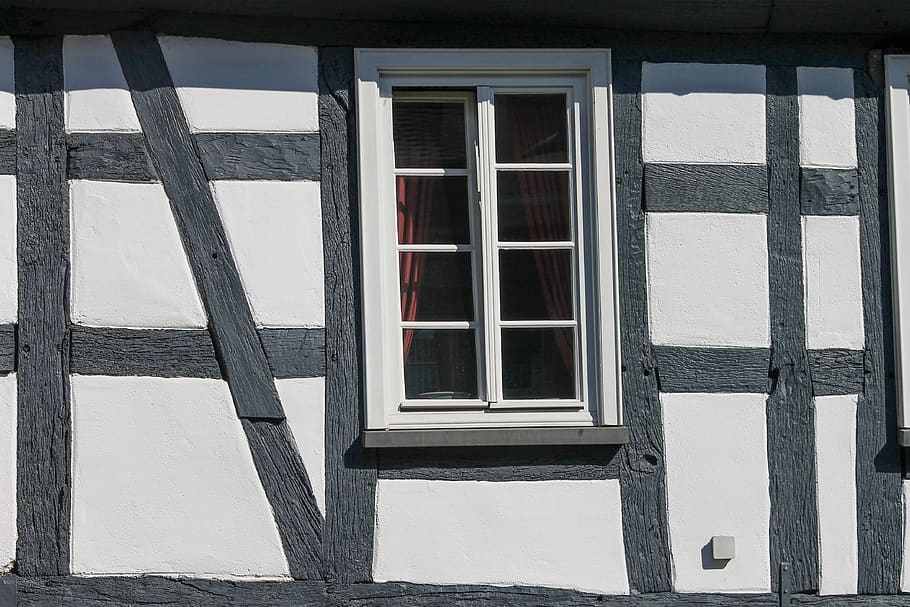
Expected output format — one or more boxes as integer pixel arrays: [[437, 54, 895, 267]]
[[111, 29, 323, 579], [111, 30, 282, 421]]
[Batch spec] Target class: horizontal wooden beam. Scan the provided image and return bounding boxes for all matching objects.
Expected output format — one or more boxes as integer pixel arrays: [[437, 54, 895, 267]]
[[644, 163, 769, 213], [0, 130, 321, 182], [13, 575, 910, 606], [68, 326, 325, 379], [654, 345, 865, 396]]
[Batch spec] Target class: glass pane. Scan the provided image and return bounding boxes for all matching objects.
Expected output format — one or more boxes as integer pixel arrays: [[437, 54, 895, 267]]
[[400, 252, 474, 321], [393, 101, 467, 168], [501, 328, 576, 399], [499, 250, 573, 321], [495, 94, 568, 164], [397, 176, 471, 244], [497, 171, 571, 242], [404, 329, 478, 399]]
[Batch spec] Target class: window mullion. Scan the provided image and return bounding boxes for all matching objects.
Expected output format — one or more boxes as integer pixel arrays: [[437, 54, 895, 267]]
[[476, 86, 501, 405]]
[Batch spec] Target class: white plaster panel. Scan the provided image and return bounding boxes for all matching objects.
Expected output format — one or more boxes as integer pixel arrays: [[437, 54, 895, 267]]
[[63, 35, 141, 132], [373, 479, 629, 594], [662, 392, 770, 593], [797, 67, 857, 169], [276, 377, 325, 516], [0, 176, 16, 323], [802, 215, 864, 349], [158, 36, 318, 133], [70, 180, 207, 328], [70, 376, 289, 577], [212, 181, 324, 327], [0, 375, 15, 573], [0, 38, 15, 129], [646, 212, 770, 347], [814, 394, 858, 596], [642, 62, 766, 164]]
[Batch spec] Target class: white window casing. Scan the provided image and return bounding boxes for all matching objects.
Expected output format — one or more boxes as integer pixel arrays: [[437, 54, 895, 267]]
[[356, 49, 620, 432]]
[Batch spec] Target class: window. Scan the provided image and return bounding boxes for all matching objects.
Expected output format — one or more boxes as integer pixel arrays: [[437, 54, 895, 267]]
[[357, 50, 620, 433], [886, 56, 910, 443]]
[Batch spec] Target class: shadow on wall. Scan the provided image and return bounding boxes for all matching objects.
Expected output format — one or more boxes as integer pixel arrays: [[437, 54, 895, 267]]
[[700, 540, 730, 571]]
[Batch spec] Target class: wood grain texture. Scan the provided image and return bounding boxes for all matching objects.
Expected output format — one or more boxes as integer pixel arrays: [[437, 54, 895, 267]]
[[319, 46, 377, 584], [765, 66, 818, 592], [16, 576, 910, 607], [13, 35, 71, 577], [112, 30, 324, 579], [69, 327, 221, 378], [854, 67, 902, 594], [613, 55, 672, 593], [111, 30, 283, 420], [260, 327, 326, 378], [644, 163, 769, 213], [653, 346, 770, 393], [15, 576, 328, 607], [241, 419, 324, 580], [0, 323, 14, 373], [807, 348, 864, 396], [0, 129, 15, 174], [378, 445, 621, 481], [196, 132, 321, 181], [799, 167, 860, 215], [66, 132, 157, 182]]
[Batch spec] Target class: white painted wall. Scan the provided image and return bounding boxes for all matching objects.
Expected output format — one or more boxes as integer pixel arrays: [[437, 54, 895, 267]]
[[802, 215, 864, 349], [0, 38, 15, 129], [276, 377, 325, 516], [814, 394, 858, 596], [797, 66, 857, 169], [212, 181, 325, 328], [70, 180, 207, 328], [0, 176, 15, 324], [0, 375, 15, 573], [63, 35, 141, 132], [662, 392, 770, 593], [642, 62, 766, 164], [70, 375, 289, 577], [646, 212, 770, 347], [373, 479, 629, 594], [158, 36, 318, 133]]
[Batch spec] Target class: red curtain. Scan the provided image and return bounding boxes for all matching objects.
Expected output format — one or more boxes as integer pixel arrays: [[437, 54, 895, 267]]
[[399, 176, 435, 360], [506, 101, 574, 371]]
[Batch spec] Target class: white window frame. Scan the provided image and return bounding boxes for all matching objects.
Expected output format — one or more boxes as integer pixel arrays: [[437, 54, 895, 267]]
[[356, 49, 620, 431], [886, 55, 910, 430]]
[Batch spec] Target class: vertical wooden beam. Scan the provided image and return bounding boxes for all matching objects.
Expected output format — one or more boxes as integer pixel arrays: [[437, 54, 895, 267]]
[[613, 53, 673, 593], [13, 35, 71, 576], [765, 65, 818, 592], [111, 30, 323, 579], [319, 46, 377, 584], [855, 67, 902, 594]]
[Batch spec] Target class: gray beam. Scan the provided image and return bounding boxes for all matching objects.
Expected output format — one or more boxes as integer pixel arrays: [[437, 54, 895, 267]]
[[800, 167, 860, 215], [807, 348, 864, 396], [612, 54, 672, 593], [644, 163, 769, 213], [855, 67, 902, 594], [14, 35, 71, 577], [319, 45, 377, 585], [653, 346, 770, 393], [765, 65, 818, 592]]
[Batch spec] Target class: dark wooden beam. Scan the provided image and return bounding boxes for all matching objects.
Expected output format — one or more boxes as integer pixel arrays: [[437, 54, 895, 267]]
[[13, 34, 71, 576]]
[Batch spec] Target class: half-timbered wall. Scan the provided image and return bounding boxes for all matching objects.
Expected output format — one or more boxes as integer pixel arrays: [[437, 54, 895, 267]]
[[0, 26, 904, 607]]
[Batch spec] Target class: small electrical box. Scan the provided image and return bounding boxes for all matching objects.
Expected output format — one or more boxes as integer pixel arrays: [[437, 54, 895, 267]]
[[711, 535, 736, 560]]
